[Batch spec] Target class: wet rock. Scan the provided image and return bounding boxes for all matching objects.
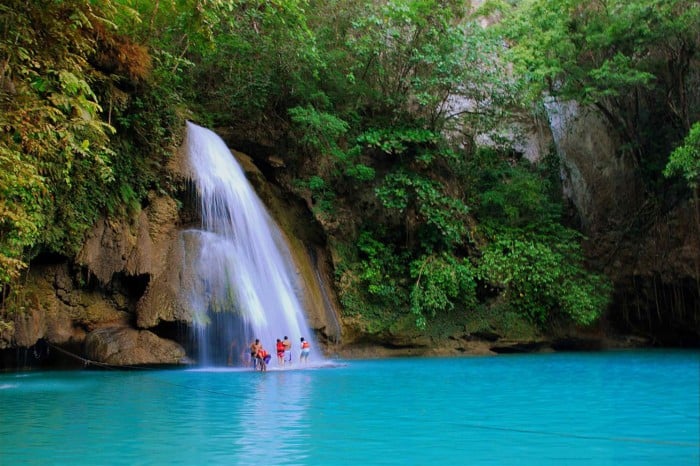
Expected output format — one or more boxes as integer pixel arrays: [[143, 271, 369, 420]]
[[84, 327, 186, 366], [77, 195, 180, 286]]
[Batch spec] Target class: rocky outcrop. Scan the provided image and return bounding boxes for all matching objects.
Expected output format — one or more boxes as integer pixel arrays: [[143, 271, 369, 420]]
[[77, 193, 184, 327], [80, 196, 173, 276], [2, 264, 130, 350], [545, 99, 699, 344], [135, 231, 196, 328], [545, 99, 646, 234], [1, 145, 192, 364], [84, 327, 186, 366], [1, 132, 345, 368]]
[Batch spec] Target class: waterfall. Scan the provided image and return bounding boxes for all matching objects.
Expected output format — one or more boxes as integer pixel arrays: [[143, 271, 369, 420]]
[[183, 121, 319, 368]]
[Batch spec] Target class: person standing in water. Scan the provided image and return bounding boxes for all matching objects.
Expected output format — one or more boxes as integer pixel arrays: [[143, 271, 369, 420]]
[[299, 337, 310, 364], [283, 336, 292, 365], [250, 339, 261, 370], [276, 338, 286, 366], [257, 345, 270, 372]]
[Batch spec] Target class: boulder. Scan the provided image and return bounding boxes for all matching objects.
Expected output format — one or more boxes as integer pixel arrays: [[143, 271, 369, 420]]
[[84, 327, 186, 366]]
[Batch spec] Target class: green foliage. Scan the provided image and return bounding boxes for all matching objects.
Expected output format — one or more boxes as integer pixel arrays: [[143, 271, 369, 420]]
[[664, 122, 700, 190], [376, 171, 468, 248], [343, 0, 471, 121], [409, 253, 477, 328], [333, 231, 411, 332], [108, 80, 184, 212], [356, 231, 406, 303], [0, 0, 117, 277], [0, 147, 46, 283], [474, 158, 610, 326], [281, 1, 553, 332], [478, 234, 608, 325], [344, 163, 376, 182], [0, 0, 184, 286], [357, 128, 438, 156], [288, 105, 349, 154], [495, 0, 700, 189], [497, 0, 693, 103], [303, 175, 336, 215], [146, 0, 323, 127], [477, 160, 562, 234]]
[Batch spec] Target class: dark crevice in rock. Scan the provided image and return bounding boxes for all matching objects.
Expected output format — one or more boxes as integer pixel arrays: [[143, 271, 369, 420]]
[[550, 337, 604, 351], [150, 320, 194, 354], [608, 274, 700, 347], [489, 341, 550, 354], [30, 252, 68, 266], [174, 179, 200, 227], [467, 331, 501, 342], [113, 272, 150, 304], [0, 339, 83, 370]]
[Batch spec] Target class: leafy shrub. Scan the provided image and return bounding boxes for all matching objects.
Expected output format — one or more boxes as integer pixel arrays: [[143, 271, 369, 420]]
[[409, 253, 477, 328]]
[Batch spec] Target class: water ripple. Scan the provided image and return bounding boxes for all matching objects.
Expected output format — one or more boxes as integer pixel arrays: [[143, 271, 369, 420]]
[[0, 350, 697, 465]]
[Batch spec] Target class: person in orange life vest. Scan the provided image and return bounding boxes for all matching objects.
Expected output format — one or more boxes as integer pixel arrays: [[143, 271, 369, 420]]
[[257, 345, 271, 371], [300, 337, 310, 363], [276, 338, 286, 366], [283, 336, 292, 364]]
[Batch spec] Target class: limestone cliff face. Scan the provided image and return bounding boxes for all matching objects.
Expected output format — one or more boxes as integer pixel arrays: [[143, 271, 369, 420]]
[[0, 194, 190, 365], [545, 100, 647, 234], [469, 99, 698, 345], [231, 149, 343, 345], [1, 137, 342, 367], [544, 100, 699, 344], [4, 264, 130, 349], [74, 194, 195, 330]]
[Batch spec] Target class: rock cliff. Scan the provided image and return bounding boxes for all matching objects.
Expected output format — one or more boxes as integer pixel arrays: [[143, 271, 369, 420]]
[[1, 138, 342, 368], [546, 100, 699, 345], [3, 105, 697, 369]]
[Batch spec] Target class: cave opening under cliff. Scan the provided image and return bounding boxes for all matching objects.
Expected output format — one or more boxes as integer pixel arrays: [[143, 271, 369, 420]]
[[609, 274, 699, 347]]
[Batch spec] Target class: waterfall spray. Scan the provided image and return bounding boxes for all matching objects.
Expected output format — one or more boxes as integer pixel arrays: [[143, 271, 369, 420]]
[[183, 122, 320, 367]]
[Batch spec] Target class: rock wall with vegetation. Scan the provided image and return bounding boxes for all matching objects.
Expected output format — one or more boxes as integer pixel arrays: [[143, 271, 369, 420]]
[[1, 0, 698, 368], [546, 100, 699, 345]]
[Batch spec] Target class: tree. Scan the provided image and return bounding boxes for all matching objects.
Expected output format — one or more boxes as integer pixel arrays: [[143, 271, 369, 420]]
[[497, 0, 700, 171], [0, 0, 117, 283], [475, 157, 610, 326], [665, 122, 700, 191]]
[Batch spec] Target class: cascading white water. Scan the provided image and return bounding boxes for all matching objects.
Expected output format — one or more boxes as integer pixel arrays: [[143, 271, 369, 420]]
[[183, 121, 319, 367]]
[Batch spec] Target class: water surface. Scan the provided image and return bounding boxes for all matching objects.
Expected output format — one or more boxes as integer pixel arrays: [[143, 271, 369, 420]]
[[1, 350, 698, 465]]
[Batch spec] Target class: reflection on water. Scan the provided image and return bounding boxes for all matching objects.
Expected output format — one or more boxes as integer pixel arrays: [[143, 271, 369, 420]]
[[234, 371, 314, 463], [0, 351, 698, 465]]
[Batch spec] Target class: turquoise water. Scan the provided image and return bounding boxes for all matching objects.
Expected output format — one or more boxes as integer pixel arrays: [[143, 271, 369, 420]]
[[1, 350, 698, 465]]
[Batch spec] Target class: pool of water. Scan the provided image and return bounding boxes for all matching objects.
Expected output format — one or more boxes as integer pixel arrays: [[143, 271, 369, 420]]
[[1, 350, 698, 465]]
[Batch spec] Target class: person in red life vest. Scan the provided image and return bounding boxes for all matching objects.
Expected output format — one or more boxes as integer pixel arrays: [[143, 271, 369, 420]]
[[276, 338, 285, 366], [257, 345, 271, 372], [300, 337, 310, 364]]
